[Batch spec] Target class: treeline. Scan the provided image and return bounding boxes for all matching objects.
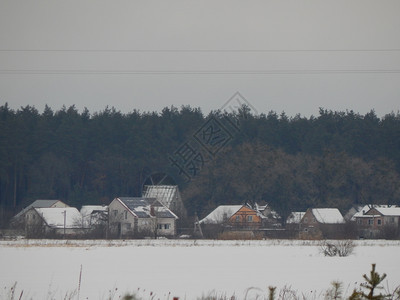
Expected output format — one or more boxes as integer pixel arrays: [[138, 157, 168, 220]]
[[1, 103, 400, 225]]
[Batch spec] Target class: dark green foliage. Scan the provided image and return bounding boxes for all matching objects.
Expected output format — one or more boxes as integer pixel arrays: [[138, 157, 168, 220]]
[[1, 103, 400, 226], [351, 264, 391, 299], [325, 281, 344, 300]]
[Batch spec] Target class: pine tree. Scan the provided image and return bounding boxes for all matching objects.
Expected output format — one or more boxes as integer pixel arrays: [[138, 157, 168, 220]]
[[351, 264, 390, 299]]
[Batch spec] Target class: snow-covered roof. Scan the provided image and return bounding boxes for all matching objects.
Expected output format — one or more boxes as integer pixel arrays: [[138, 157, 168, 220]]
[[80, 205, 108, 227], [34, 207, 83, 229], [199, 205, 242, 224], [311, 208, 345, 224], [142, 185, 179, 208], [14, 199, 67, 219], [351, 205, 399, 220], [286, 212, 305, 224], [375, 207, 400, 216], [254, 203, 281, 220], [80, 205, 108, 217], [151, 200, 179, 219], [117, 197, 178, 219], [255, 203, 268, 212]]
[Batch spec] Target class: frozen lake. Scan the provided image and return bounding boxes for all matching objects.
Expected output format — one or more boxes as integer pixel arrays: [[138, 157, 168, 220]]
[[1, 239, 400, 299]]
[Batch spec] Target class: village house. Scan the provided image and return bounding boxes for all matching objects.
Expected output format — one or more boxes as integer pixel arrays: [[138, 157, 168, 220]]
[[11, 199, 69, 229], [198, 203, 283, 238], [199, 205, 265, 228], [299, 208, 345, 239], [80, 205, 108, 227], [25, 207, 84, 238], [228, 205, 264, 229], [199, 205, 243, 225], [352, 205, 400, 239], [80, 205, 108, 236], [200, 204, 281, 228], [108, 197, 178, 238], [286, 212, 306, 225], [286, 212, 306, 229], [198, 205, 261, 238], [284, 212, 306, 238], [254, 203, 282, 228], [142, 185, 186, 218]]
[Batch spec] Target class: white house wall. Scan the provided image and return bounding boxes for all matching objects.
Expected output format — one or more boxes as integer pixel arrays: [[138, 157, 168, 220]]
[[108, 200, 137, 236], [156, 217, 176, 236], [137, 218, 156, 234]]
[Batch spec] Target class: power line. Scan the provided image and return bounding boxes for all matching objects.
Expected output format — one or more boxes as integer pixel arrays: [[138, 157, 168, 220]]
[[1, 69, 400, 75], [1, 49, 400, 53]]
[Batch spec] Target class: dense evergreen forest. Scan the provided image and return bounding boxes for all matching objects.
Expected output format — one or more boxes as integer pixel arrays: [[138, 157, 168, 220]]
[[1, 103, 400, 226]]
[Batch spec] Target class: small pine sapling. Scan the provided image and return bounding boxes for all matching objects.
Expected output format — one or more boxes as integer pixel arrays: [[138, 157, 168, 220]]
[[325, 281, 343, 300], [351, 263, 391, 299]]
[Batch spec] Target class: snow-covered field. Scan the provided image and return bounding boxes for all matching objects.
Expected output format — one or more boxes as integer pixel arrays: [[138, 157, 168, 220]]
[[1, 239, 400, 299]]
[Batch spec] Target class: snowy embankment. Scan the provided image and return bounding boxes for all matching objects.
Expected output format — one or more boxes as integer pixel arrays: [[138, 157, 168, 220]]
[[1, 239, 400, 299]]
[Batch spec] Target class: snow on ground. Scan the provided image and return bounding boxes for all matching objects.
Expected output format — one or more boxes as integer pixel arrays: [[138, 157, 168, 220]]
[[1, 239, 400, 299]]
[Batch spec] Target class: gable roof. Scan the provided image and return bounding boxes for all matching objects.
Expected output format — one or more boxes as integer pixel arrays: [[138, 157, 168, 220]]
[[80, 205, 108, 217], [311, 208, 345, 224], [80, 205, 108, 226], [151, 199, 179, 219], [254, 203, 268, 212], [344, 205, 363, 221], [14, 199, 67, 219], [351, 205, 399, 220], [286, 212, 306, 224], [373, 207, 400, 217], [116, 197, 178, 219], [34, 207, 83, 229], [142, 185, 179, 208], [199, 205, 242, 224], [252, 202, 281, 221]]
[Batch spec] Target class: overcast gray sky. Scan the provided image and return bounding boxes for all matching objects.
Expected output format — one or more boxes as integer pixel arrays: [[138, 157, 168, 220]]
[[1, 0, 400, 117]]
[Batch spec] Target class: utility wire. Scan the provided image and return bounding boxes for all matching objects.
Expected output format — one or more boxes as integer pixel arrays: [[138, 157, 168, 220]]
[[1, 69, 400, 75], [1, 49, 400, 53]]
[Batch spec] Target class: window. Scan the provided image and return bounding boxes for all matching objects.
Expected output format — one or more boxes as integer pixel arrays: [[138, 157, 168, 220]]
[[304, 217, 308, 223], [113, 210, 118, 217], [368, 219, 374, 226], [247, 215, 253, 222], [377, 219, 382, 226], [124, 211, 127, 220], [357, 219, 362, 225], [158, 224, 170, 230], [235, 215, 240, 222]]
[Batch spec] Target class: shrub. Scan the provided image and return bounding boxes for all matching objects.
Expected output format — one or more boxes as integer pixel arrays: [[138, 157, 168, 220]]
[[320, 240, 355, 257]]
